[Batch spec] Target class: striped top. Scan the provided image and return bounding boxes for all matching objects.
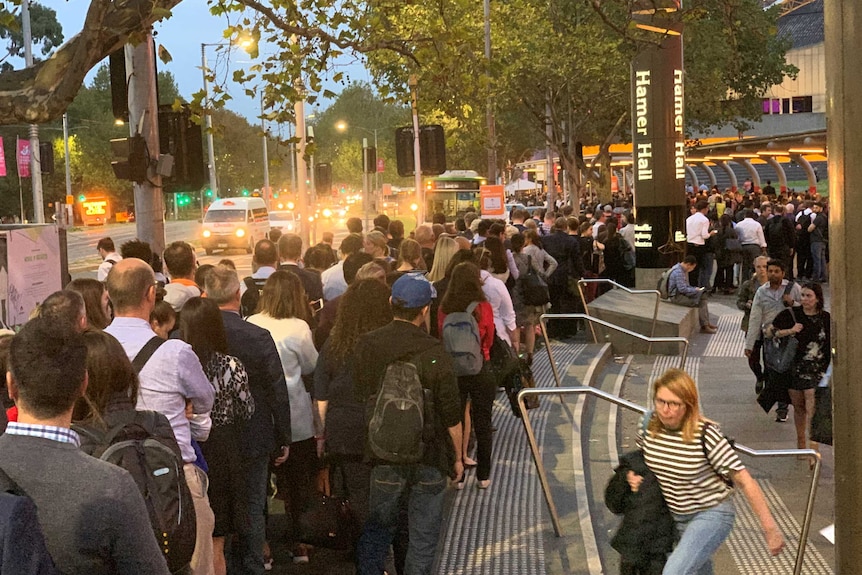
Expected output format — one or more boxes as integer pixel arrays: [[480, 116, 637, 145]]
[[637, 417, 744, 515]]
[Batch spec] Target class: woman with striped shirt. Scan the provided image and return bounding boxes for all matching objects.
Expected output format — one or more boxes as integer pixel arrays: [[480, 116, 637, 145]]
[[636, 369, 784, 573]]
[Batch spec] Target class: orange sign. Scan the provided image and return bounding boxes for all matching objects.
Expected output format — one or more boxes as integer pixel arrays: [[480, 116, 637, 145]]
[[480, 185, 505, 217], [611, 175, 619, 193]]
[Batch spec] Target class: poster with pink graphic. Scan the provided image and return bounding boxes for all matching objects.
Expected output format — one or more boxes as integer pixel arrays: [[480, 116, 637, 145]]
[[0, 137, 6, 177], [16, 138, 30, 178]]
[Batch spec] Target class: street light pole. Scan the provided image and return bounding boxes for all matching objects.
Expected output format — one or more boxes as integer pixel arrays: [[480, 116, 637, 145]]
[[261, 92, 270, 204], [62, 113, 72, 227], [22, 0, 44, 223], [408, 75, 423, 224], [201, 44, 219, 198], [484, 0, 497, 185]]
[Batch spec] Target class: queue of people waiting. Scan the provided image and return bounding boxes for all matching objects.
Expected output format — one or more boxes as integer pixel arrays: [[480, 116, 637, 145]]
[[0, 201, 803, 574]]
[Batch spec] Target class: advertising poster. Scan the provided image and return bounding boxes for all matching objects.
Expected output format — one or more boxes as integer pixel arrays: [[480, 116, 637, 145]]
[[5, 226, 61, 328], [480, 185, 505, 218], [0, 137, 6, 177], [16, 138, 30, 178]]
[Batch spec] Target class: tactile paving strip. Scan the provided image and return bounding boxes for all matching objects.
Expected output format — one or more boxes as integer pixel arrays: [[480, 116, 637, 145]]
[[436, 343, 586, 575], [727, 480, 832, 574]]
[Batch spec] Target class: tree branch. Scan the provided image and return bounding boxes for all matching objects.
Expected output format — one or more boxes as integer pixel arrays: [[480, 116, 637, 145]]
[[232, 0, 422, 66], [0, 0, 183, 125]]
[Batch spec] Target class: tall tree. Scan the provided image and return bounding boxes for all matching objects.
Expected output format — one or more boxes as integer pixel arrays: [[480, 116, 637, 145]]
[[0, 2, 64, 71]]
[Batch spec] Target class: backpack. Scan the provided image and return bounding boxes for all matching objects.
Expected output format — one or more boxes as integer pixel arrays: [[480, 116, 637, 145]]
[[74, 411, 196, 574], [766, 217, 788, 250], [520, 256, 551, 306], [0, 466, 60, 574], [441, 302, 484, 376], [366, 351, 434, 464], [240, 276, 267, 318], [657, 268, 672, 299]]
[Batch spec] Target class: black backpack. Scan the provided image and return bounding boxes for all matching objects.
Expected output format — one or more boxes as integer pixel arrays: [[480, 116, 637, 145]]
[[74, 336, 196, 574], [766, 217, 789, 250], [240, 276, 267, 318], [366, 349, 435, 464], [74, 411, 197, 574]]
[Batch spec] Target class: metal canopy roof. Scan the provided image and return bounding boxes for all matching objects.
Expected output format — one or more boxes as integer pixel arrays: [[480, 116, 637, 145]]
[[685, 129, 826, 162]]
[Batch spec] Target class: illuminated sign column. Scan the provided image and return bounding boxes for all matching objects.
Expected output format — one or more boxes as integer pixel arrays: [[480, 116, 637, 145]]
[[631, 33, 687, 271]]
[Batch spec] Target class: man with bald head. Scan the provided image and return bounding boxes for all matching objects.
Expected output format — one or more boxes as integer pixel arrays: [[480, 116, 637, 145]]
[[104, 257, 216, 575]]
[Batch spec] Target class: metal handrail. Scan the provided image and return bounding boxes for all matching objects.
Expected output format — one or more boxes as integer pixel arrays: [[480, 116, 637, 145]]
[[539, 313, 689, 387], [516, 386, 820, 575], [577, 278, 662, 353]]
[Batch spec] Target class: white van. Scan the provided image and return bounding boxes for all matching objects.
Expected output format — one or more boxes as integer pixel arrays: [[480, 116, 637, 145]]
[[201, 197, 270, 255]]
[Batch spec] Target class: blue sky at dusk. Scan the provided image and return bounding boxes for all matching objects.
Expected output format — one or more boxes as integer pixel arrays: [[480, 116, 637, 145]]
[[50, 1, 369, 127]]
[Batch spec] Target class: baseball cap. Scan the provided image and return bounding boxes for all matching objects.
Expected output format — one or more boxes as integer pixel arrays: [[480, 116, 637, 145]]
[[391, 273, 434, 308], [603, 204, 613, 213]]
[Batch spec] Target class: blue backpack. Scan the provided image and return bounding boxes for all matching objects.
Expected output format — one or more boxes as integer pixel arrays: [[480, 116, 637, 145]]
[[441, 302, 484, 376]]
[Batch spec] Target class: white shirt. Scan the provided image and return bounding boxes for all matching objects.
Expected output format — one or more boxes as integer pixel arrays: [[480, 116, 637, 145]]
[[97, 252, 122, 281], [246, 314, 319, 442], [735, 218, 767, 247], [479, 269, 517, 345], [239, 265, 277, 296], [321, 261, 347, 301], [685, 212, 711, 246], [104, 317, 214, 463]]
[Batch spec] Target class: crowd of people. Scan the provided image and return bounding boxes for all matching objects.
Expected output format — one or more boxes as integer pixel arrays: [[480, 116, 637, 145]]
[[0, 189, 825, 575]]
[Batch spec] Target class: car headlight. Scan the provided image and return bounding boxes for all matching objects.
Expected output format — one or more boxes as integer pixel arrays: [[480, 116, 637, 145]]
[[322, 208, 332, 218], [286, 222, 294, 230], [236, 228, 246, 237], [202, 230, 211, 238]]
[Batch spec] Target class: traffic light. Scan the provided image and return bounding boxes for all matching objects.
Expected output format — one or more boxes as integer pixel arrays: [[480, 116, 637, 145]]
[[39, 142, 54, 175], [111, 135, 149, 183], [315, 163, 332, 194], [394, 125, 446, 177], [158, 105, 206, 192], [363, 146, 377, 174], [242, 189, 249, 196], [205, 189, 213, 197]]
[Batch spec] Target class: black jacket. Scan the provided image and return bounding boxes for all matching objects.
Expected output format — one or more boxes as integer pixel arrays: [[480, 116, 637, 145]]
[[604, 450, 675, 563], [353, 320, 462, 476], [221, 310, 292, 457], [542, 230, 584, 286]]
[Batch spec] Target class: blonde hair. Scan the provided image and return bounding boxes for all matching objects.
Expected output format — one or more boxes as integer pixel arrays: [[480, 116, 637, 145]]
[[647, 368, 706, 443], [426, 236, 459, 282]]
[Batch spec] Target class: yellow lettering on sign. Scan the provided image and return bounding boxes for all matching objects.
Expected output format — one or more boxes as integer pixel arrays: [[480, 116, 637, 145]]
[[84, 201, 107, 216]]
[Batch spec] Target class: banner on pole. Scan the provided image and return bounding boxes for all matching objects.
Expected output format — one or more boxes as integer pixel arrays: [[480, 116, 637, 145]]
[[16, 138, 30, 178], [0, 137, 6, 177]]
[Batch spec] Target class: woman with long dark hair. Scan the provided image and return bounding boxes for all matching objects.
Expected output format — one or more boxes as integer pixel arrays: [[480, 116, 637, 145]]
[[438, 262, 496, 489], [66, 278, 112, 329], [314, 279, 393, 528], [600, 218, 634, 288], [768, 282, 830, 453], [246, 270, 319, 562], [178, 297, 254, 575], [714, 214, 741, 294]]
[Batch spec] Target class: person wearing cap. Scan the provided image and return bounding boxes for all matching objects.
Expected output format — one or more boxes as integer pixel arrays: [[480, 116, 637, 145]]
[[353, 274, 464, 575]]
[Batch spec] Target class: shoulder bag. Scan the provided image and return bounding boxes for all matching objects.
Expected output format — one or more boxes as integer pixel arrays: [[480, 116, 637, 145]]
[[763, 307, 799, 374], [520, 255, 550, 306]]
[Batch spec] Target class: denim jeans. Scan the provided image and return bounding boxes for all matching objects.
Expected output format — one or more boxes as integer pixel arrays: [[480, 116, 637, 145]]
[[229, 455, 269, 575], [356, 464, 447, 575], [810, 241, 827, 282], [663, 499, 735, 575]]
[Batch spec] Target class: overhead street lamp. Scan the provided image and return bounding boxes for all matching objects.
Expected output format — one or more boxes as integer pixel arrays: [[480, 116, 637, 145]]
[[335, 120, 381, 230], [200, 37, 254, 200]]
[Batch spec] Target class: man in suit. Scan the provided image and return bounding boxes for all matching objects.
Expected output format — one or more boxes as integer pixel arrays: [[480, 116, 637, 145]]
[[205, 265, 292, 575], [278, 233, 324, 310], [542, 216, 584, 338], [0, 318, 170, 574]]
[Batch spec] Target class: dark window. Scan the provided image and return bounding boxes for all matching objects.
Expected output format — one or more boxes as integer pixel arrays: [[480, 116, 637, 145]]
[[792, 96, 813, 114], [782, 99, 791, 114]]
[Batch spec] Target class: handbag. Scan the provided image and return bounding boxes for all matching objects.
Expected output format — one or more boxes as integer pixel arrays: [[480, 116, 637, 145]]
[[297, 466, 359, 549], [521, 255, 550, 306], [725, 237, 743, 252], [810, 364, 833, 445], [504, 357, 539, 417], [763, 308, 799, 374]]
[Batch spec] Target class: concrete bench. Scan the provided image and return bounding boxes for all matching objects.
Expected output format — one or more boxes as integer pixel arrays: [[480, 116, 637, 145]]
[[585, 289, 698, 355]]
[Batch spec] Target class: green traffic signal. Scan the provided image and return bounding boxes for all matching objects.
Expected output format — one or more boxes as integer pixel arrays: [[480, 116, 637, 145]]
[[206, 189, 213, 197], [78, 194, 86, 201], [242, 189, 249, 196]]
